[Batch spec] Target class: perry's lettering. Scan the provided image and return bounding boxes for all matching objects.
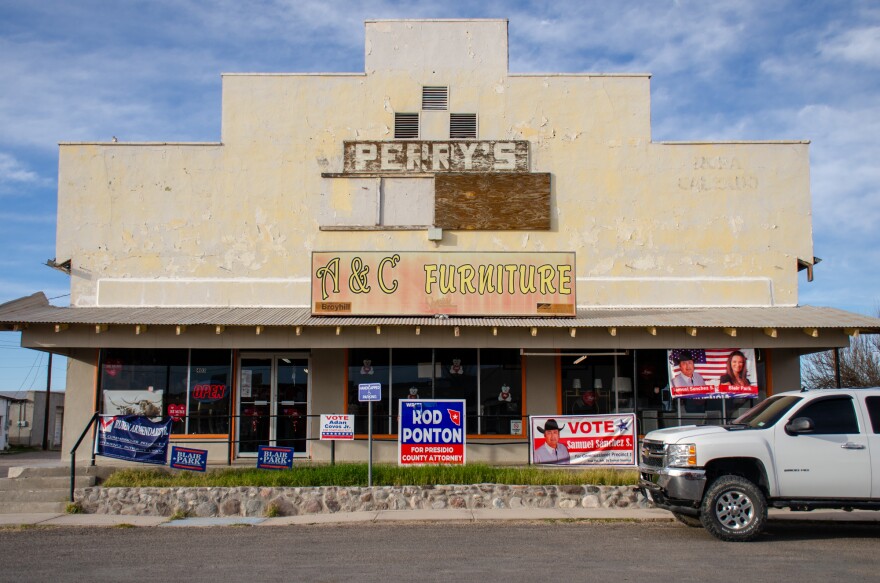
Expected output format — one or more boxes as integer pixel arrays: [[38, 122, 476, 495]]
[[343, 140, 529, 173]]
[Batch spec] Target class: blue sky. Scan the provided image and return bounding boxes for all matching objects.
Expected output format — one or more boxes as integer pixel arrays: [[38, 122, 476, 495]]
[[1, 0, 878, 392]]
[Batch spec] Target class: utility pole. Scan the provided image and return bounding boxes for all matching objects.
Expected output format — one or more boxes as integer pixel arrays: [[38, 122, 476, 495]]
[[42, 353, 52, 450]]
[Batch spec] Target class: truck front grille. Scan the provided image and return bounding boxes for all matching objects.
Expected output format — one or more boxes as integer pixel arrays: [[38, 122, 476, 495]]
[[640, 439, 665, 468]]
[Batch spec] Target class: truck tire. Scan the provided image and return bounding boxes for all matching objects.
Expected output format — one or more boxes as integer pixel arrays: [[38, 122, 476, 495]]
[[672, 512, 702, 528], [700, 475, 767, 542]]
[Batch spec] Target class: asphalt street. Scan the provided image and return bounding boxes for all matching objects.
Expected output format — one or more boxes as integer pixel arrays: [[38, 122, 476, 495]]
[[1, 520, 878, 583]]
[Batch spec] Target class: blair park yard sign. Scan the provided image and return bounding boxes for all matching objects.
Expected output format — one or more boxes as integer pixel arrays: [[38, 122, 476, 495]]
[[311, 251, 576, 317]]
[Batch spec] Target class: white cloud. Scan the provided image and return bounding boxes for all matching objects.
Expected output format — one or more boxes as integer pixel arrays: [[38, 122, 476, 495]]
[[0, 152, 51, 196], [820, 26, 880, 67]]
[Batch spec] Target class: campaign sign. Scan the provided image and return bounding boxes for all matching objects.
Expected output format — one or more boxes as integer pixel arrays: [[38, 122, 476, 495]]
[[320, 414, 355, 440], [398, 399, 466, 466], [358, 383, 382, 402], [257, 445, 294, 470], [95, 415, 172, 465], [169, 446, 208, 472], [530, 414, 637, 466], [667, 348, 760, 399]]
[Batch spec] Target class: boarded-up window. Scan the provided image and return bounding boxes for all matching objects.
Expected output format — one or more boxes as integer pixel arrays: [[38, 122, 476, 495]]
[[319, 177, 432, 227], [434, 173, 551, 230], [394, 113, 419, 139], [317, 177, 379, 227], [450, 113, 477, 139], [381, 178, 434, 226]]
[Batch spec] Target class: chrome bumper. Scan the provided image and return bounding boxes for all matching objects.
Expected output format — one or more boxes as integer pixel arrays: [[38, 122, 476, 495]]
[[639, 464, 707, 505]]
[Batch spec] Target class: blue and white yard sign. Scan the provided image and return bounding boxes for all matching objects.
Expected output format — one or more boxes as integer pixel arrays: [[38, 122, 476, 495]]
[[257, 445, 294, 470], [358, 383, 382, 402], [95, 415, 172, 465], [398, 399, 466, 466], [169, 446, 208, 472]]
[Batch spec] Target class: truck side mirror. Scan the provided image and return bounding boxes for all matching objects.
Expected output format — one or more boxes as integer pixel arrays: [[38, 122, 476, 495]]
[[785, 417, 813, 435]]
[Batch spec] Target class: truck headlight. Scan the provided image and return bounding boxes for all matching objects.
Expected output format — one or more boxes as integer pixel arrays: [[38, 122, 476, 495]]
[[666, 443, 697, 467]]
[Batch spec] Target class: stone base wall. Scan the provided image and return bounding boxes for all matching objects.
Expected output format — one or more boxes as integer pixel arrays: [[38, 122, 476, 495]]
[[76, 485, 647, 517]]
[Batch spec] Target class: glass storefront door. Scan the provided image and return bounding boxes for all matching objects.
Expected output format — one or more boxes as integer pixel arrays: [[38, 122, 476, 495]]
[[238, 353, 309, 457]]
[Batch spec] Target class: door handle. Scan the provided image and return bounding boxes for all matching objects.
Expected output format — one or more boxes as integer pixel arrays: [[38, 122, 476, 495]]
[[841, 442, 866, 450]]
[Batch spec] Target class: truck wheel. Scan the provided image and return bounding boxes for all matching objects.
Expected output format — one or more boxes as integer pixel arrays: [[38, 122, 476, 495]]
[[700, 475, 767, 542], [672, 512, 702, 528]]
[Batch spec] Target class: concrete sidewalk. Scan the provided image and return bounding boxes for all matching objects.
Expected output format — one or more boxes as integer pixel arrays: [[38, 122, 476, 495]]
[[0, 507, 878, 528]]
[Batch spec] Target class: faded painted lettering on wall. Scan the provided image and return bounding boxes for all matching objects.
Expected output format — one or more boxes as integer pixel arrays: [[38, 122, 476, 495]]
[[343, 141, 530, 173]]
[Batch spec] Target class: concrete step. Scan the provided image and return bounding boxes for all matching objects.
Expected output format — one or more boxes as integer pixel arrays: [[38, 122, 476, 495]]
[[0, 501, 68, 514], [0, 488, 70, 503], [0, 476, 95, 490], [8, 465, 117, 480]]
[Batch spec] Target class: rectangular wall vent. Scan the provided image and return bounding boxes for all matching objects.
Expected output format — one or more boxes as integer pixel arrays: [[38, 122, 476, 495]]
[[394, 113, 420, 139], [450, 113, 477, 139], [422, 86, 448, 111]]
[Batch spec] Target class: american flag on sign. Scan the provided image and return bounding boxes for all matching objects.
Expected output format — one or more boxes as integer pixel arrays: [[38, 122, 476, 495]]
[[667, 348, 737, 383]]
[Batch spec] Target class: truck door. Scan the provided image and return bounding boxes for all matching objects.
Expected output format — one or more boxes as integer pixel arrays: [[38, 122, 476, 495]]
[[774, 395, 871, 498]]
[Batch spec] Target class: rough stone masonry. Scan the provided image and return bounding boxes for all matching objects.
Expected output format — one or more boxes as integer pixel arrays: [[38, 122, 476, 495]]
[[76, 484, 647, 517]]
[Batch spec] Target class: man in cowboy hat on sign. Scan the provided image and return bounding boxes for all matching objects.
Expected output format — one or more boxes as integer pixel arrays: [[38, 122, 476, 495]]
[[533, 419, 570, 464]]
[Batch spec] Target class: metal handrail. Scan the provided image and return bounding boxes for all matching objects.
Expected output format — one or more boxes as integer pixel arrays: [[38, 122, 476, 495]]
[[69, 411, 99, 502]]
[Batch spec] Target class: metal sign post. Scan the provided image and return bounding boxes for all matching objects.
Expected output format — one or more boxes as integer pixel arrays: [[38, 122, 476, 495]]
[[358, 383, 382, 487]]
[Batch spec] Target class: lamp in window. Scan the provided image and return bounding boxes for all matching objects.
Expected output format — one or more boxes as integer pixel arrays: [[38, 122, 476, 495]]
[[593, 379, 603, 391], [572, 378, 582, 390], [612, 377, 632, 394], [613, 377, 633, 409]]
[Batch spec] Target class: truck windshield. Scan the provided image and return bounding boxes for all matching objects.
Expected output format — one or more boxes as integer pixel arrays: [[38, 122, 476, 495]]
[[732, 395, 801, 428]]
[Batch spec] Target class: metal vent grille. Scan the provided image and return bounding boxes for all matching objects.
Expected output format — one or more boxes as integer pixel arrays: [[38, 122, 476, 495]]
[[394, 113, 419, 139], [422, 86, 448, 110], [450, 113, 477, 139]]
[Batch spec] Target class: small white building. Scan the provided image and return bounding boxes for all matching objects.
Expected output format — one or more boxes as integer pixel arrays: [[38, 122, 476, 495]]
[[0, 391, 65, 449], [0, 394, 13, 450]]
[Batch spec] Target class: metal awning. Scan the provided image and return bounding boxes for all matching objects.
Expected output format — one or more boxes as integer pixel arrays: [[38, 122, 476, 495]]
[[2, 292, 879, 332]]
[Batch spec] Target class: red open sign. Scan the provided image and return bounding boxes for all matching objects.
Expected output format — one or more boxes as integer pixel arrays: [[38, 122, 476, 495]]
[[192, 384, 227, 402]]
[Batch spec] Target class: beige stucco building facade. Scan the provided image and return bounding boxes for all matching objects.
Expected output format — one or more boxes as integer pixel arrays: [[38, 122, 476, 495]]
[[2, 19, 878, 465]]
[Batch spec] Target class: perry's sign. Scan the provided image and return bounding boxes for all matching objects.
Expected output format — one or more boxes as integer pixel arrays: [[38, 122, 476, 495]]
[[311, 251, 576, 317], [342, 140, 529, 173]]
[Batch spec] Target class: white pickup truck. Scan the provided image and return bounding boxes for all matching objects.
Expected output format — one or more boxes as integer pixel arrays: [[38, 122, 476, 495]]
[[639, 388, 880, 541]]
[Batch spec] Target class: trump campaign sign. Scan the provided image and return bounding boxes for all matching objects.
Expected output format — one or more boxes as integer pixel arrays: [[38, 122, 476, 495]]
[[398, 399, 466, 465], [530, 414, 637, 466]]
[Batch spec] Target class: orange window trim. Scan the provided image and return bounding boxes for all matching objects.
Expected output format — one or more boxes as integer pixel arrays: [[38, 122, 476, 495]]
[[343, 348, 350, 413], [230, 349, 239, 461], [555, 353, 562, 414]]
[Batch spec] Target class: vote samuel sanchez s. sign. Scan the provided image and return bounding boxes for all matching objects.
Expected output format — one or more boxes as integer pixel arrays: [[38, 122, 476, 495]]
[[398, 399, 466, 466]]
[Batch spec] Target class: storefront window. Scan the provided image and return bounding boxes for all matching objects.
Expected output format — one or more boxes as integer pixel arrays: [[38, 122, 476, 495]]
[[100, 348, 187, 421], [187, 350, 232, 434], [389, 348, 434, 434], [347, 348, 390, 434], [100, 348, 232, 435], [560, 351, 634, 416], [434, 348, 478, 430], [346, 348, 523, 436], [479, 349, 522, 435]]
